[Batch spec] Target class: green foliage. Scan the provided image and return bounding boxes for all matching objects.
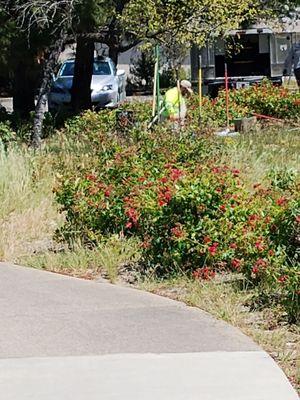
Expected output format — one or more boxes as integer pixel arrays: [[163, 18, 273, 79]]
[[269, 168, 298, 191], [121, 0, 258, 47], [129, 49, 155, 90], [0, 121, 15, 146], [0, 111, 56, 145]]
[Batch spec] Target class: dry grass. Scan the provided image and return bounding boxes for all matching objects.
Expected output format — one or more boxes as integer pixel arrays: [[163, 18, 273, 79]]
[[0, 146, 61, 261], [140, 276, 300, 394], [20, 236, 141, 283], [219, 126, 300, 189]]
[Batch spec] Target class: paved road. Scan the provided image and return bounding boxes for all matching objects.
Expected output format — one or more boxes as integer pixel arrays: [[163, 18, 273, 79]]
[[0, 263, 298, 399]]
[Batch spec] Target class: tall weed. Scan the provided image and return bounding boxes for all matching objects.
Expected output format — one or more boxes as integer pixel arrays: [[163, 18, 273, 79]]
[[0, 145, 60, 261]]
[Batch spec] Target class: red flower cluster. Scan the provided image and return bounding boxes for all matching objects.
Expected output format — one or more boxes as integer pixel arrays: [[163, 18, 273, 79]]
[[193, 267, 216, 281], [171, 224, 184, 238], [248, 214, 259, 226], [212, 167, 222, 174], [276, 196, 287, 206], [158, 187, 172, 207], [170, 168, 184, 181], [86, 174, 97, 182], [265, 216, 272, 224], [104, 185, 113, 197], [208, 242, 219, 256], [203, 236, 211, 244], [231, 258, 241, 270], [140, 240, 151, 249], [251, 258, 268, 277], [254, 258, 267, 269], [252, 266, 259, 275], [232, 169, 240, 177], [160, 177, 168, 184], [164, 163, 174, 169], [278, 275, 288, 284], [125, 207, 139, 228], [255, 240, 265, 252]]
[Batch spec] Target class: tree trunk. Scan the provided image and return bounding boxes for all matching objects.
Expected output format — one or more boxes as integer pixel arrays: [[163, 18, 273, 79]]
[[109, 45, 119, 66], [13, 59, 36, 119], [71, 38, 94, 112], [31, 34, 67, 148]]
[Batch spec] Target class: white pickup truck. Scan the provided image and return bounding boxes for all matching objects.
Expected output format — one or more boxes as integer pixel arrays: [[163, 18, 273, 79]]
[[191, 27, 300, 96]]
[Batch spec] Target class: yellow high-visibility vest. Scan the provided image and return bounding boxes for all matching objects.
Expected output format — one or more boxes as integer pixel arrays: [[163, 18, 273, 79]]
[[163, 87, 186, 118]]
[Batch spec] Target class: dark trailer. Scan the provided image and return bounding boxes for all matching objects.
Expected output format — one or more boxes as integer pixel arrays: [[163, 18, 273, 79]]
[[191, 27, 300, 96]]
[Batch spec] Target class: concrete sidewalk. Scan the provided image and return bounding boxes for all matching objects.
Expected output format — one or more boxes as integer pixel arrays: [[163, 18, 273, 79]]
[[0, 263, 298, 399]]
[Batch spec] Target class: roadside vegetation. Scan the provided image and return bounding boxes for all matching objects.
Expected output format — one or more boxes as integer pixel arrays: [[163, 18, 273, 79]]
[[0, 144, 60, 261], [0, 83, 299, 391]]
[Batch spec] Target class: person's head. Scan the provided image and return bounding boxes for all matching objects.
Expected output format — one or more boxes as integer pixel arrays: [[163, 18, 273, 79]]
[[180, 80, 193, 97]]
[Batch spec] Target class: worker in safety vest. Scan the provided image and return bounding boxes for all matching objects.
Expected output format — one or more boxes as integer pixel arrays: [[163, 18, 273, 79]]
[[162, 80, 193, 122], [283, 42, 300, 88]]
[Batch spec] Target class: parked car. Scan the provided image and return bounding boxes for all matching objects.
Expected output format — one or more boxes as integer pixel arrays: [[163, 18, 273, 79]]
[[48, 56, 126, 112]]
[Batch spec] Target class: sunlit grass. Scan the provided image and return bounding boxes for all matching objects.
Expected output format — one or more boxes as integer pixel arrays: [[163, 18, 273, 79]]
[[0, 145, 61, 261], [219, 126, 300, 188]]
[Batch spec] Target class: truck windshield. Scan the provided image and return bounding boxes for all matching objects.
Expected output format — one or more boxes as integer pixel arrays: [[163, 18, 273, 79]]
[[60, 61, 112, 77]]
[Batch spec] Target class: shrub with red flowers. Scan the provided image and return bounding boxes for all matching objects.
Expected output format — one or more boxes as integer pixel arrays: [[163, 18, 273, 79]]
[[55, 110, 299, 322], [232, 80, 300, 120], [187, 79, 300, 127]]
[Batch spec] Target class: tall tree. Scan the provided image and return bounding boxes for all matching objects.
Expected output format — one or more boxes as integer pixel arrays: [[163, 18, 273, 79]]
[[3, 0, 299, 145], [71, 0, 98, 111]]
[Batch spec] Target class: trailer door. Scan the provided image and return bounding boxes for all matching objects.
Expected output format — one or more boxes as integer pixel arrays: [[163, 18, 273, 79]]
[[270, 33, 292, 77], [200, 44, 215, 80], [191, 44, 215, 86]]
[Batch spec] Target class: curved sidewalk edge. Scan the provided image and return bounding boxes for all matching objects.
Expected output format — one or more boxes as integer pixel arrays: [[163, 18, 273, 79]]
[[0, 263, 298, 399], [1, 353, 298, 400]]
